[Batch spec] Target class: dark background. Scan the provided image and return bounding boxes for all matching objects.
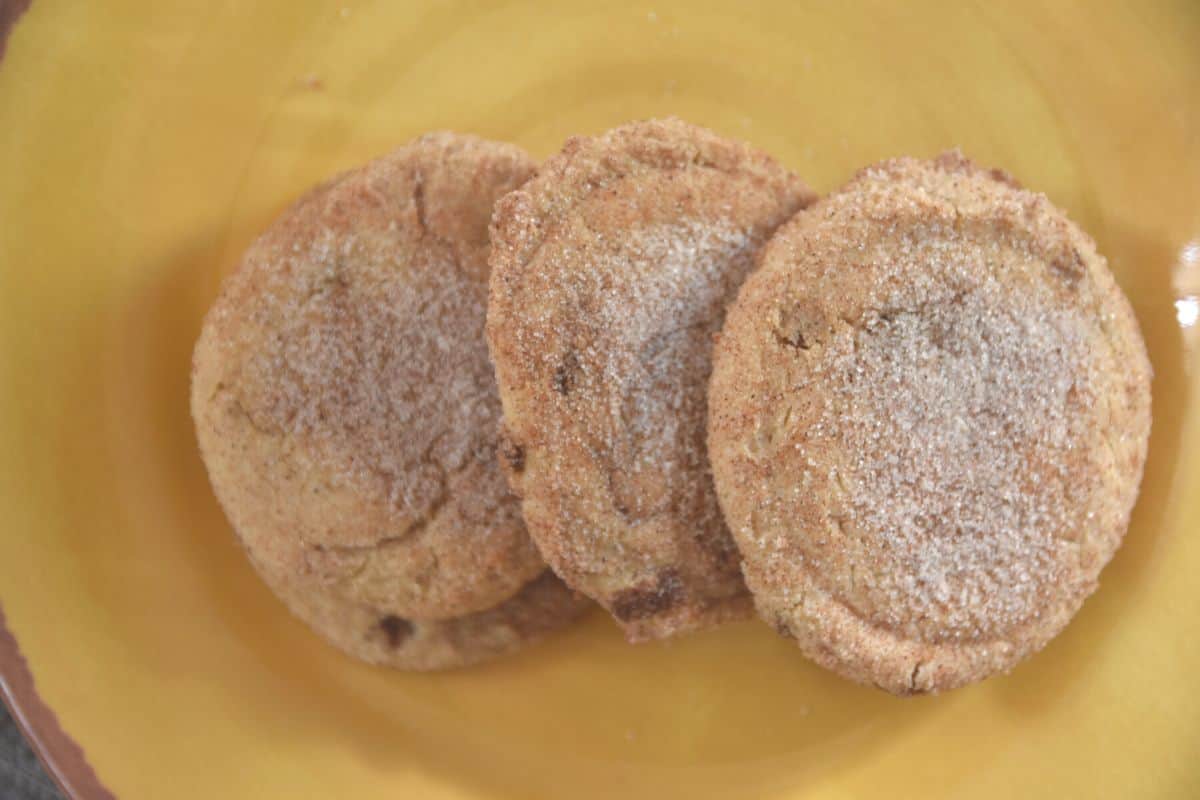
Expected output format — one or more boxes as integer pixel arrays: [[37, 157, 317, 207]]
[[1, 703, 62, 800]]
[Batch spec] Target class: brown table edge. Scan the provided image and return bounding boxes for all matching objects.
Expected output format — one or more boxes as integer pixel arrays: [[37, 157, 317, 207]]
[[0, 605, 117, 800], [0, 0, 32, 62]]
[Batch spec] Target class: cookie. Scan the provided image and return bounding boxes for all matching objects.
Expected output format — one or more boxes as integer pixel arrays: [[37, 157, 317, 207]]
[[708, 152, 1152, 693], [193, 132, 586, 668], [487, 118, 816, 641], [263, 562, 586, 671]]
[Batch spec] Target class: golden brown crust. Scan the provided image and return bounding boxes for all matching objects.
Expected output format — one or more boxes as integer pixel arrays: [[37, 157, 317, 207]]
[[708, 151, 1152, 693], [487, 119, 815, 641], [192, 133, 585, 668]]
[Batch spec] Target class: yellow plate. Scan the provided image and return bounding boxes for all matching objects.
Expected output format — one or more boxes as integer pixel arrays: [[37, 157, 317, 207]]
[[1, 2, 1198, 798]]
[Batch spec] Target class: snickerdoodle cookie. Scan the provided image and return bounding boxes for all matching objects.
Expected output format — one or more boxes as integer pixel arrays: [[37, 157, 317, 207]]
[[192, 133, 586, 669], [708, 152, 1151, 693], [487, 119, 815, 641]]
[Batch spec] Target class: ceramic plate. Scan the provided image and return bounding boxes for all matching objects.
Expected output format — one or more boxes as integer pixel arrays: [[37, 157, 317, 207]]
[[1, 2, 1198, 798]]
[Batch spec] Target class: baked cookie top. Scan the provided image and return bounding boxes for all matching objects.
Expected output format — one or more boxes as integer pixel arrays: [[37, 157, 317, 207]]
[[192, 132, 545, 622], [708, 152, 1152, 693], [487, 118, 815, 640]]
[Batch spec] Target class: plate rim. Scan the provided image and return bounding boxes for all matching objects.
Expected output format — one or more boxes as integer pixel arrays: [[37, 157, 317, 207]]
[[0, 605, 115, 800], [0, 2, 96, 797]]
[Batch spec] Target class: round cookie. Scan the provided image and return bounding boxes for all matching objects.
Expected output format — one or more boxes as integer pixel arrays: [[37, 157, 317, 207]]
[[708, 152, 1152, 693], [193, 132, 586, 668], [487, 118, 816, 641]]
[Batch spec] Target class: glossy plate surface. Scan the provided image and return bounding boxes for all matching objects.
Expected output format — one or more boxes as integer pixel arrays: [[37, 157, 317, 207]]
[[0, 2, 1198, 798]]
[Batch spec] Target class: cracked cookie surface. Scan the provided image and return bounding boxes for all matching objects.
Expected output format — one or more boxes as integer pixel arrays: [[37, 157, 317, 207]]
[[192, 133, 586, 668], [487, 118, 815, 641], [707, 152, 1152, 693]]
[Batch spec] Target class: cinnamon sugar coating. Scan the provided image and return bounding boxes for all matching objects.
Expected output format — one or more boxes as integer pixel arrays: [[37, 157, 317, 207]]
[[708, 152, 1151, 693], [487, 119, 816, 640], [193, 133, 587, 668]]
